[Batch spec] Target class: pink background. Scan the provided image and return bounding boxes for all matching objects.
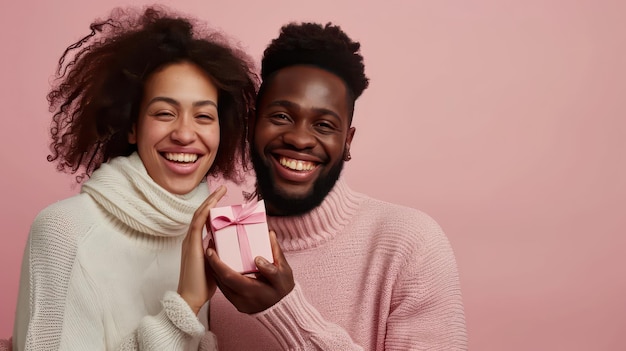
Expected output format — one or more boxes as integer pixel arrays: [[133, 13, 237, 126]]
[[1, 1, 625, 349]]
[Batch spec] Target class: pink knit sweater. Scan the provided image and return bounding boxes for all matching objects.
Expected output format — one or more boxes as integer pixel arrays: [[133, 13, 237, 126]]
[[209, 179, 467, 350]]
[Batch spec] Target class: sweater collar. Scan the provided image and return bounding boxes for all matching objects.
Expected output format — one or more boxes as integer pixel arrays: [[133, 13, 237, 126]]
[[266, 178, 365, 251], [81, 152, 210, 237]]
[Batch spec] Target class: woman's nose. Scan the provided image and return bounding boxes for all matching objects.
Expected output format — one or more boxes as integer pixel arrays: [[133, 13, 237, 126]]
[[170, 117, 196, 144]]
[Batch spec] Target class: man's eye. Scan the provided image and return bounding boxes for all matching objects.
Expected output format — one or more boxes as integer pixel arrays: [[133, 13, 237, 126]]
[[269, 113, 291, 123], [273, 113, 289, 120], [316, 121, 338, 131]]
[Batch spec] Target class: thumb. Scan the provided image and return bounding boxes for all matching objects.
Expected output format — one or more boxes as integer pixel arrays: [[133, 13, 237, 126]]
[[254, 231, 293, 294], [255, 255, 277, 276]]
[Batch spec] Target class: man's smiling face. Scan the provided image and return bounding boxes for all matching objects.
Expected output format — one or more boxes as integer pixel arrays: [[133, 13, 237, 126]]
[[251, 65, 355, 216]]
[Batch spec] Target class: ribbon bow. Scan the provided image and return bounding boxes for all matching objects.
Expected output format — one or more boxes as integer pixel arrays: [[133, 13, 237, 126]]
[[211, 201, 265, 272]]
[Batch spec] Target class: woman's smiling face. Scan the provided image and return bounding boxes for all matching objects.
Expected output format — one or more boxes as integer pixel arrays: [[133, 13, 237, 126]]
[[129, 61, 220, 195]]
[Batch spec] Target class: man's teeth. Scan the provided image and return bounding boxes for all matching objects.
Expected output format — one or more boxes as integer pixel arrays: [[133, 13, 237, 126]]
[[164, 153, 198, 163], [279, 157, 315, 171]]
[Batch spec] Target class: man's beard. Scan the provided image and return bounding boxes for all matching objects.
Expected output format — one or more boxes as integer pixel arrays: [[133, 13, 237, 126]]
[[251, 147, 344, 216]]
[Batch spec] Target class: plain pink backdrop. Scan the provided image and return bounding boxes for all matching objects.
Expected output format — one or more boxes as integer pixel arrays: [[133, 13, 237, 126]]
[[1, 1, 625, 350]]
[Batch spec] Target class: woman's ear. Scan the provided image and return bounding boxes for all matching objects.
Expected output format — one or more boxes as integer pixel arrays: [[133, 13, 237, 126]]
[[128, 124, 137, 144]]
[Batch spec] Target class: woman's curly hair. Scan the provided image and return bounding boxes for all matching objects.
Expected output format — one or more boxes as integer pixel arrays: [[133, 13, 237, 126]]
[[259, 22, 369, 119], [48, 6, 258, 183]]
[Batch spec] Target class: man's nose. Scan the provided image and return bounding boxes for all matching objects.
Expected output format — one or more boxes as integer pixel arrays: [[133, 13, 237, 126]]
[[282, 123, 316, 149]]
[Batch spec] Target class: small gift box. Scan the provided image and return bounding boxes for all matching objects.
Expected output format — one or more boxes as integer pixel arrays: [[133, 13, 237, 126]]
[[208, 200, 273, 274]]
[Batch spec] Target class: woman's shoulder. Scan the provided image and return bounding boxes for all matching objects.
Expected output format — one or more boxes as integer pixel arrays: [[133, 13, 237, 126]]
[[30, 193, 99, 243]]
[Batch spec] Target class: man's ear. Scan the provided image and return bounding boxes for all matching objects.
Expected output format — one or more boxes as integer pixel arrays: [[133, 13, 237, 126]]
[[344, 126, 356, 161], [128, 124, 137, 144], [346, 126, 356, 150]]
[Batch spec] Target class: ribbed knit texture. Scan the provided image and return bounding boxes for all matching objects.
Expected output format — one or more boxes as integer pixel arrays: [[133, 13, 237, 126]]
[[82, 152, 208, 237], [210, 179, 467, 350], [0, 338, 10, 351], [12, 153, 217, 351]]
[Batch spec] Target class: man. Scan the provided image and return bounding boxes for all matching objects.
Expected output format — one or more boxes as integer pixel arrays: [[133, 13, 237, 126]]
[[206, 22, 467, 350]]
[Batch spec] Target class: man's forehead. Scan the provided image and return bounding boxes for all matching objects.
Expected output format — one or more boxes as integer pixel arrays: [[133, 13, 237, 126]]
[[262, 66, 347, 101]]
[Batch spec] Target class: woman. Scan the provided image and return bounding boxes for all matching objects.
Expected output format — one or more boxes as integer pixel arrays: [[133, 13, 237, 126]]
[[11, 6, 257, 350]]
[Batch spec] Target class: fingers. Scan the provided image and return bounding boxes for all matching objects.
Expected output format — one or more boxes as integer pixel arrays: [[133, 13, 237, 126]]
[[185, 185, 227, 262], [205, 233, 295, 314], [205, 247, 247, 288], [177, 185, 227, 314], [205, 246, 273, 313], [254, 230, 293, 293], [208, 185, 227, 206], [254, 256, 276, 274], [205, 247, 255, 310], [269, 230, 287, 266], [189, 186, 227, 236], [254, 230, 281, 276]]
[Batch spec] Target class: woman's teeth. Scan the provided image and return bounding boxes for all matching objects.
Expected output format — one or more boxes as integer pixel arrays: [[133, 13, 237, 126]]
[[164, 152, 198, 163]]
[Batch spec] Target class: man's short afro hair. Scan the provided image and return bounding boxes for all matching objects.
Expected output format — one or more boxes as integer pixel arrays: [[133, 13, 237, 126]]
[[261, 22, 369, 100]]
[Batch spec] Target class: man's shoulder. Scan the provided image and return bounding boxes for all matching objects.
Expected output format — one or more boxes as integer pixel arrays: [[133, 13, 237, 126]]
[[353, 196, 457, 267], [359, 195, 441, 230], [353, 195, 450, 249]]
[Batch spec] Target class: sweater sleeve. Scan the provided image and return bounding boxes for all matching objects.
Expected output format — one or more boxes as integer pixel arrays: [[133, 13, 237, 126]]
[[0, 338, 11, 351], [253, 208, 467, 350], [57, 236, 214, 350], [12, 202, 217, 351], [13, 205, 85, 351], [116, 292, 217, 351], [384, 218, 468, 350], [253, 283, 363, 350]]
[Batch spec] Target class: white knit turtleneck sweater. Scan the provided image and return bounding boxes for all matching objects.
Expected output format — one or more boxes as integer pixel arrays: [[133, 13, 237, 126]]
[[13, 153, 216, 351]]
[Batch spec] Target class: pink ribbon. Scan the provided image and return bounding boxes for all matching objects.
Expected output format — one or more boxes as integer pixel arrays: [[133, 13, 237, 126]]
[[211, 202, 265, 272]]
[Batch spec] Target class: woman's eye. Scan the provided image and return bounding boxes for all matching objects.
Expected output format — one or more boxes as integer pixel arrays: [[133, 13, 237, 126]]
[[155, 111, 174, 117], [197, 114, 216, 120]]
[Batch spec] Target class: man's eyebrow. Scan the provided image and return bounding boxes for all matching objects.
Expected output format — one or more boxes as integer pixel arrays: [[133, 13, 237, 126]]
[[146, 96, 217, 108], [267, 100, 341, 121], [267, 100, 297, 109]]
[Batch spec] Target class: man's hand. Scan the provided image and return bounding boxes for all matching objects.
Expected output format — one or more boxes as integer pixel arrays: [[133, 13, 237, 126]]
[[206, 230, 295, 314]]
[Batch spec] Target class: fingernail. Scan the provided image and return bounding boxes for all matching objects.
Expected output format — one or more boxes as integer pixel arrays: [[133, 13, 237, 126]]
[[255, 256, 268, 266], [206, 248, 213, 257], [257, 257, 276, 273]]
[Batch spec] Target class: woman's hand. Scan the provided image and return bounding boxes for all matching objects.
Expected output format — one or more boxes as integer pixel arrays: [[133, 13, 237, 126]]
[[178, 185, 227, 315], [205, 230, 295, 314]]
